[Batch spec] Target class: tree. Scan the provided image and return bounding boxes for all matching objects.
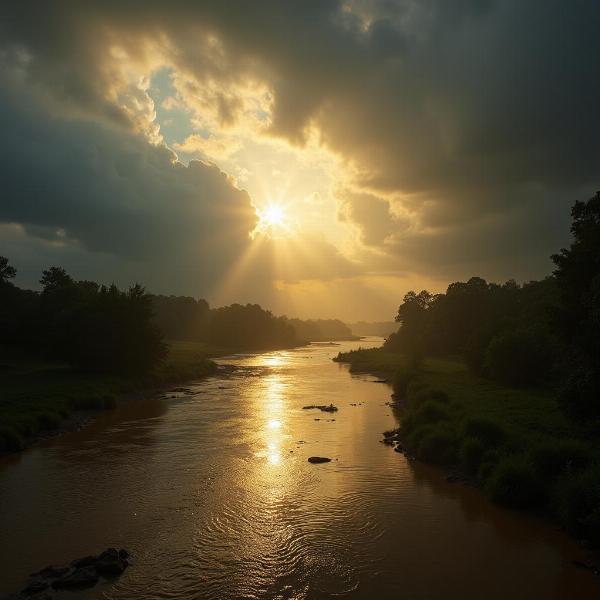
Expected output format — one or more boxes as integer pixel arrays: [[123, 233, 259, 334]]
[[0, 256, 16, 284], [552, 191, 600, 418], [40, 266, 73, 291]]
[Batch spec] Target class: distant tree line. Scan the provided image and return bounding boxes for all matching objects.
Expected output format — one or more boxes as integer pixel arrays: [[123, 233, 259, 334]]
[[0, 260, 361, 374], [385, 191, 600, 420], [150, 296, 356, 347], [0, 263, 166, 375], [285, 318, 355, 342]]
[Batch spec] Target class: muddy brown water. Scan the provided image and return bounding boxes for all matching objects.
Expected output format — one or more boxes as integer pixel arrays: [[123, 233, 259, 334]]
[[1, 339, 599, 599]]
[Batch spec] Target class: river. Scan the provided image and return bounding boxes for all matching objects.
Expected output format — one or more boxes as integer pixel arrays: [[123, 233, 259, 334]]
[[0, 338, 598, 599]]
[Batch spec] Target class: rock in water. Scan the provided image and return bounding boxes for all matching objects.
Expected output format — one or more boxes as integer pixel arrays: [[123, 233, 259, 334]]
[[95, 547, 128, 577], [52, 566, 99, 589], [22, 579, 49, 595], [31, 565, 69, 579], [71, 554, 98, 569], [308, 456, 332, 464]]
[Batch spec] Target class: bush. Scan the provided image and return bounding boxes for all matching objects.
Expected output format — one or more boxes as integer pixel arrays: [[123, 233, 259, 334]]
[[0, 427, 24, 452], [462, 417, 506, 448], [102, 394, 117, 409], [485, 454, 545, 508], [531, 440, 593, 480], [36, 411, 61, 431], [414, 401, 450, 425], [483, 326, 556, 386], [406, 380, 428, 398], [417, 428, 458, 464], [460, 437, 486, 475], [69, 395, 107, 410], [410, 388, 450, 407], [392, 367, 417, 398], [405, 424, 437, 449], [559, 360, 600, 420], [552, 465, 600, 545]]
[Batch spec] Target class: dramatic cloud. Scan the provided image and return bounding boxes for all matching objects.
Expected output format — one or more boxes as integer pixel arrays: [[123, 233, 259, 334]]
[[1, 1, 599, 318]]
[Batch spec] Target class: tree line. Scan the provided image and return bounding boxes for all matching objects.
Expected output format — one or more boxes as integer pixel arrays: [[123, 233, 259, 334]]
[[0, 260, 356, 376], [386, 191, 600, 420]]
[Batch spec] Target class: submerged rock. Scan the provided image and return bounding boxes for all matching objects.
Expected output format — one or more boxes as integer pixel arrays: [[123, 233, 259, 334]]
[[22, 579, 49, 595], [308, 456, 332, 464], [18, 548, 131, 597], [302, 404, 338, 412], [31, 565, 69, 579], [52, 566, 99, 589], [95, 547, 128, 577]]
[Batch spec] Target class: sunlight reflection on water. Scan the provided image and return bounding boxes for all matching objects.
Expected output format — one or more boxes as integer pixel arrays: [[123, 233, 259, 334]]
[[0, 339, 598, 600]]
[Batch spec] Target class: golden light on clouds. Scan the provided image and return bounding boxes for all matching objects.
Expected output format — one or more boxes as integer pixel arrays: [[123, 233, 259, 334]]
[[252, 202, 293, 239]]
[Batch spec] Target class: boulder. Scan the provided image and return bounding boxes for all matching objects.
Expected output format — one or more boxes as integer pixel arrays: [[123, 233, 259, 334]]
[[52, 566, 99, 589], [71, 554, 98, 569], [95, 548, 128, 577], [22, 580, 48, 596], [31, 565, 69, 579]]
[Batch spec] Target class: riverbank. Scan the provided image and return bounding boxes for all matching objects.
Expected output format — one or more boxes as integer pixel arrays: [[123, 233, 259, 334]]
[[335, 347, 600, 552], [0, 340, 227, 453]]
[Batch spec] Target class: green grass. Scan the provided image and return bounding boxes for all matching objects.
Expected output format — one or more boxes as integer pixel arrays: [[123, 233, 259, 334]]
[[336, 346, 600, 546], [0, 342, 218, 452]]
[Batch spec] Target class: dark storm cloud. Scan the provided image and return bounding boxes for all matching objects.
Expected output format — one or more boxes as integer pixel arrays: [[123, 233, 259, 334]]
[[1, 0, 599, 283], [0, 74, 256, 288]]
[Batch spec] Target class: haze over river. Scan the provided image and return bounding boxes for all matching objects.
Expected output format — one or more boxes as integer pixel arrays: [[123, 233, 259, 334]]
[[1, 339, 598, 599]]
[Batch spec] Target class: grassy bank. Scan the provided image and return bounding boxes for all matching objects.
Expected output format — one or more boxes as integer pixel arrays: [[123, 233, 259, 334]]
[[335, 347, 600, 547], [0, 341, 220, 453]]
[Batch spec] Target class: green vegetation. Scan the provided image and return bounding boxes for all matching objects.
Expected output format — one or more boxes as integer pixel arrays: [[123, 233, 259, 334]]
[[0, 341, 217, 452], [152, 295, 357, 346], [336, 347, 600, 545], [335, 192, 600, 544]]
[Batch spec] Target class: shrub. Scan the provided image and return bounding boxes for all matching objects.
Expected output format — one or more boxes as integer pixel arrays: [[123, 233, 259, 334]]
[[36, 411, 61, 431], [406, 380, 428, 398], [405, 424, 437, 449], [485, 454, 545, 508], [460, 437, 486, 475], [0, 427, 24, 452], [392, 367, 417, 398], [531, 440, 593, 480], [102, 394, 117, 409], [552, 465, 600, 545], [410, 388, 450, 407], [477, 450, 501, 483], [462, 417, 506, 448], [429, 390, 450, 404], [413, 401, 450, 427], [69, 395, 106, 410], [559, 361, 600, 420], [483, 326, 556, 386], [417, 428, 458, 465]]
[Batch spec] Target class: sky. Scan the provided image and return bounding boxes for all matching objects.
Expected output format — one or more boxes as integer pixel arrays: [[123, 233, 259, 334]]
[[1, 1, 599, 321]]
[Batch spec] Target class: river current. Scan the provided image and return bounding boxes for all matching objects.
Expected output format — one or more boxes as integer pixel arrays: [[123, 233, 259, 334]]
[[1, 339, 598, 599]]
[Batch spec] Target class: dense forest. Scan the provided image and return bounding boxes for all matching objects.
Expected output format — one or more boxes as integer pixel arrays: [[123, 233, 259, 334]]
[[151, 295, 356, 347], [384, 191, 600, 418], [335, 192, 600, 545], [0, 261, 361, 376]]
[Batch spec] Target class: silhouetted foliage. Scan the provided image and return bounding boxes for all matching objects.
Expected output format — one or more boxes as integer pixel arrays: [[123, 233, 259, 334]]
[[286, 318, 355, 342], [0, 256, 17, 283], [1, 260, 166, 375], [151, 295, 210, 341], [484, 326, 556, 386], [552, 191, 600, 419], [208, 303, 298, 350], [386, 276, 559, 385]]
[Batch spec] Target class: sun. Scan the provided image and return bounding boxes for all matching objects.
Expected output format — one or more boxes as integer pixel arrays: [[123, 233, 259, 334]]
[[263, 204, 285, 227], [253, 203, 291, 238]]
